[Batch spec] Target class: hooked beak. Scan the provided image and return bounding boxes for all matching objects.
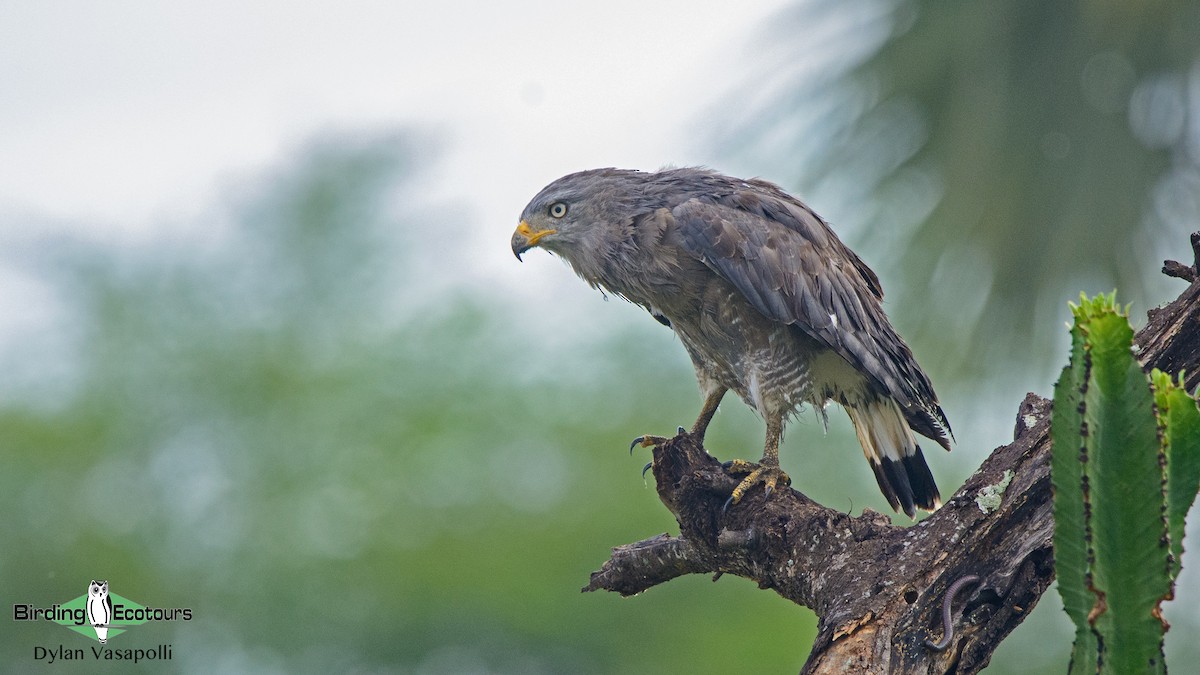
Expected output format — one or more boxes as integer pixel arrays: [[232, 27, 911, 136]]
[[511, 221, 556, 261]]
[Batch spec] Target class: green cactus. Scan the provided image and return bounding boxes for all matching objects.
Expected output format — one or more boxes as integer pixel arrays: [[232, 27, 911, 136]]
[[1051, 293, 1200, 675], [1153, 370, 1200, 582]]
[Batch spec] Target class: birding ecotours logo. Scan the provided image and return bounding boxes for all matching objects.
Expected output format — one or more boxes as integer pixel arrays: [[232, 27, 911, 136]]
[[12, 579, 193, 644]]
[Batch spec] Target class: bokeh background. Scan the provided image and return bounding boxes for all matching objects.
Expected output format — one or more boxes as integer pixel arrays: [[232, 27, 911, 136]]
[[2, 1, 1198, 672]]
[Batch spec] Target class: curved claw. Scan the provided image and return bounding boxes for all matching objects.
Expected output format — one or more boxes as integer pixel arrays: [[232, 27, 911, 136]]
[[724, 464, 790, 511], [677, 426, 687, 435], [629, 435, 668, 454], [721, 494, 735, 515], [642, 461, 654, 478]]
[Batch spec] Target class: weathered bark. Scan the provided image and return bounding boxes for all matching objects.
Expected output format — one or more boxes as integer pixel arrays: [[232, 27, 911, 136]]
[[584, 234, 1200, 674]]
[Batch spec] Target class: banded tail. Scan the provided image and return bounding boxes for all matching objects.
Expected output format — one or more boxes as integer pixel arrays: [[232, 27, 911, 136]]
[[846, 397, 942, 518]]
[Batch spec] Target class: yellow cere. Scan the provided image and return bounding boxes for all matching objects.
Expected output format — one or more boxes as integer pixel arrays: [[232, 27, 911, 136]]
[[517, 221, 556, 246]]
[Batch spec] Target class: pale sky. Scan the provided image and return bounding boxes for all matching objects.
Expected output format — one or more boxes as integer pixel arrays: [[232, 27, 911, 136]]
[[0, 1, 792, 240]]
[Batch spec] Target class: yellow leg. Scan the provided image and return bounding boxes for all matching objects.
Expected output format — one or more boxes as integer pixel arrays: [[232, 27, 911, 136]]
[[724, 416, 791, 511], [690, 387, 726, 444], [631, 387, 726, 454]]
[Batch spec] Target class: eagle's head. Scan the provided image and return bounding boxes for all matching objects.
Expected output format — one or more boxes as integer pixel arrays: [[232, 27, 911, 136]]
[[511, 168, 652, 262]]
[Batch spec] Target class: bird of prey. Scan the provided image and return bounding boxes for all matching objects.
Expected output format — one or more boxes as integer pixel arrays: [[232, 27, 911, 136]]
[[511, 168, 952, 517]]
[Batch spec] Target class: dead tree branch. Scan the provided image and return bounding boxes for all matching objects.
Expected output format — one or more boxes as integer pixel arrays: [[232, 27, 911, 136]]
[[584, 233, 1200, 674]]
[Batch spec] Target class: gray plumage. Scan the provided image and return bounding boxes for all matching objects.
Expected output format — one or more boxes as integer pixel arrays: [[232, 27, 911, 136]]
[[511, 167, 951, 517]]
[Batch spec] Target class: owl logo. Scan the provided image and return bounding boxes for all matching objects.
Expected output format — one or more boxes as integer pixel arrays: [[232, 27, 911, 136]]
[[85, 580, 113, 643]]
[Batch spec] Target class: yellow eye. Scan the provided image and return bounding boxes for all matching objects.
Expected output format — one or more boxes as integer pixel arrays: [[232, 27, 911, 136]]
[[549, 202, 568, 218]]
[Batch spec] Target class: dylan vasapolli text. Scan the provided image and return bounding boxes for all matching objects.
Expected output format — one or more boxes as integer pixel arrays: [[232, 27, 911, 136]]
[[34, 644, 172, 664]]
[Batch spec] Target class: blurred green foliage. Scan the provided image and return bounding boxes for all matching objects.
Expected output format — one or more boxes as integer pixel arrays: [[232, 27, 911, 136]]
[[2, 1, 1199, 673], [0, 134, 816, 673], [719, 0, 1200, 392]]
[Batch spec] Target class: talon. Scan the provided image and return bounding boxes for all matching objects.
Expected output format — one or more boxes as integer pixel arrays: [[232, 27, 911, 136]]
[[722, 458, 756, 475], [642, 461, 654, 478], [722, 494, 735, 514], [726, 464, 790, 507], [730, 467, 761, 504], [629, 435, 667, 454], [677, 426, 687, 435]]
